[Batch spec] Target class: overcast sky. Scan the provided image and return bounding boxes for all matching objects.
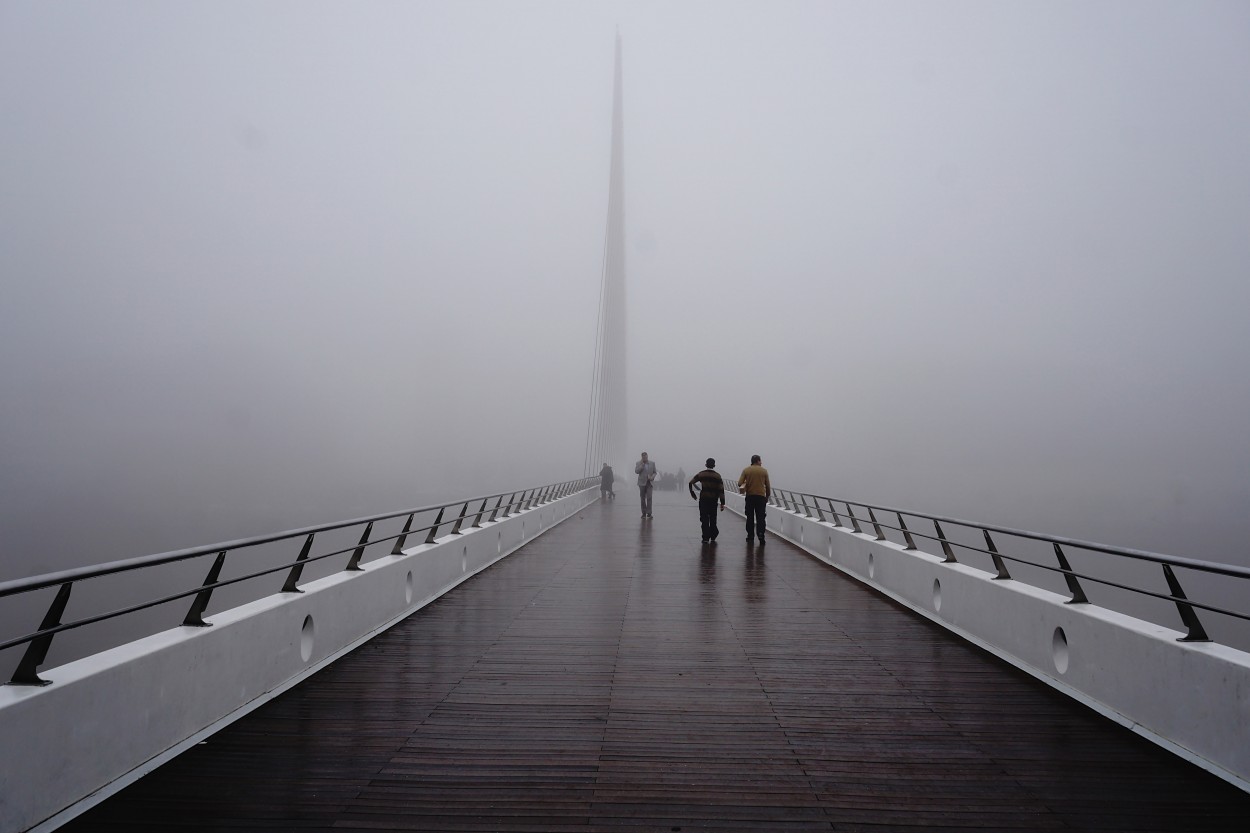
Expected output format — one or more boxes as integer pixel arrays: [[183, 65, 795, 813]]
[[2, 1, 1249, 578]]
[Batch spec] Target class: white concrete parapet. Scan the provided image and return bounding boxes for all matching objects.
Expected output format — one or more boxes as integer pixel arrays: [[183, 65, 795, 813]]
[[0, 487, 599, 833], [724, 490, 1250, 793]]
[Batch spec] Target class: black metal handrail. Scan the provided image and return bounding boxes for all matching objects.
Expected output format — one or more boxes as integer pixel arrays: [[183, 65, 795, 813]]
[[731, 483, 1250, 644], [1, 477, 598, 685]]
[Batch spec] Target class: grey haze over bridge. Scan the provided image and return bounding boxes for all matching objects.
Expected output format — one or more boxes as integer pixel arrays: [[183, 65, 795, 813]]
[[3, 5, 1250, 831], [3, 4, 1248, 585]]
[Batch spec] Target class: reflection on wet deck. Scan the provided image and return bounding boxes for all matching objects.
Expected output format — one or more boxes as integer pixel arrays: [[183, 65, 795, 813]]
[[65, 492, 1250, 831]]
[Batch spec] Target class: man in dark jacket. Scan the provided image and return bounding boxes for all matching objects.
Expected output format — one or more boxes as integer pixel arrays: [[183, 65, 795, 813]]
[[599, 463, 615, 500], [688, 458, 726, 543]]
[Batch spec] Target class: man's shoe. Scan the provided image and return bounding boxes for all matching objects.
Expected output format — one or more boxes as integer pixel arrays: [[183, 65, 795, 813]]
[[758, 538, 766, 545], [746, 536, 753, 542]]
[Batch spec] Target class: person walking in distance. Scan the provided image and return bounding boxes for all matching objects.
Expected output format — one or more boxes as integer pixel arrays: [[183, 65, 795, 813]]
[[599, 463, 615, 500], [688, 458, 726, 543], [738, 454, 771, 544], [635, 452, 657, 518]]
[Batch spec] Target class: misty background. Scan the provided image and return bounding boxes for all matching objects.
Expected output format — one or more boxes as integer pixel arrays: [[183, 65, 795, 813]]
[[3, 0, 1249, 597]]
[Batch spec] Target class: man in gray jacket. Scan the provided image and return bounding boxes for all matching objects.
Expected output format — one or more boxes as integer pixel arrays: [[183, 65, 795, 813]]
[[635, 451, 657, 518]]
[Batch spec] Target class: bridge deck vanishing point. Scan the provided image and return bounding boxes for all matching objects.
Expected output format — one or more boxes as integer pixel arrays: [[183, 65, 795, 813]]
[[63, 492, 1250, 832]]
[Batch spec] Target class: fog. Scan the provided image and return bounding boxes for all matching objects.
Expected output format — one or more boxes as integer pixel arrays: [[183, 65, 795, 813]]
[[3, 0, 1249, 591]]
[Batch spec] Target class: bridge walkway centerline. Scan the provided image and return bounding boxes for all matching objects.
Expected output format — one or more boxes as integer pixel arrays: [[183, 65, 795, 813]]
[[63, 491, 1250, 831]]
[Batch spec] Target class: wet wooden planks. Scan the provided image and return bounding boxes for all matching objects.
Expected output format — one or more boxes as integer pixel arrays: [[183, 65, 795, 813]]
[[63, 492, 1250, 831]]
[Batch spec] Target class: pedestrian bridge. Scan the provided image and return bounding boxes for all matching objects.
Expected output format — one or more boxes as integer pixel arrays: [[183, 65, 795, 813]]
[[2, 481, 1249, 832]]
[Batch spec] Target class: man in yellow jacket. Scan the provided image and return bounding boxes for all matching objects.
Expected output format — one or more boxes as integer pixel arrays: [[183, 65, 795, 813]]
[[738, 454, 771, 545]]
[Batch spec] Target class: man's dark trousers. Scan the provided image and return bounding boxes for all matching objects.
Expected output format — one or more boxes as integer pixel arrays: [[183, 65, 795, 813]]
[[744, 494, 767, 541], [699, 500, 720, 541]]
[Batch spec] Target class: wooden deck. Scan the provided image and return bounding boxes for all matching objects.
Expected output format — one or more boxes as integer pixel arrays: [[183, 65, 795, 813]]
[[65, 492, 1250, 831]]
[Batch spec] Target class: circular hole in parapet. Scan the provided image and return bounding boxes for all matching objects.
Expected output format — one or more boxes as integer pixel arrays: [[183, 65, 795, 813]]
[[1053, 626, 1070, 674], [933, 578, 942, 613], [300, 615, 315, 662]]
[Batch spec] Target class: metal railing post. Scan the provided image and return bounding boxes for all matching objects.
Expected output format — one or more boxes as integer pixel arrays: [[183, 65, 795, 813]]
[[424, 507, 446, 544], [487, 495, 503, 523], [345, 522, 374, 571], [390, 515, 415, 555], [845, 503, 863, 534], [183, 551, 227, 626], [283, 534, 316, 592], [8, 582, 73, 686], [472, 498, 489, 528], [867, 508, 886, 541], [1162, 564, 1210, 642], [1053, 543, 1089, 604], [983, 530, 1011, 580], [934, 520, 957, 563], [450, 502, 470, 535], [897, 513, 917, 550]]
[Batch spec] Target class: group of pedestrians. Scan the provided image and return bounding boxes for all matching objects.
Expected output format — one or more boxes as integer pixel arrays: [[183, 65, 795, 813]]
[[599, 452, 770, 545], [686, 455, 771, 544]]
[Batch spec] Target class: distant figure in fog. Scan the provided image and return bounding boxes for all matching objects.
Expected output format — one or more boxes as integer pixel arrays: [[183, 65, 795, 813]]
[[738, 454, 771, 545], [635, 452, 657, 518], [599, 463, 615, 500], [688, 458, 726, 543]]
